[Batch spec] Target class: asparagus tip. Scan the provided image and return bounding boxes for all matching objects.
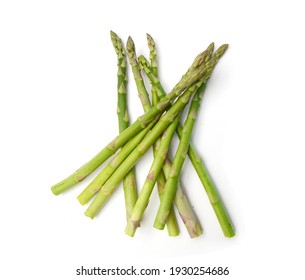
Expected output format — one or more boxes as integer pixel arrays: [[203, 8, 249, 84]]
[[220, 44, 229, 51], [126, 36, 135, 49], [208, 42, 215, 53], [110, 30, 118, 44], [138, 55, 148, 64], [110, 30, 125, 57], [146, 33, 155, 47], [126, 36, 137, 65], [216, 44, 229, 56], [138, 55, 150, 71]]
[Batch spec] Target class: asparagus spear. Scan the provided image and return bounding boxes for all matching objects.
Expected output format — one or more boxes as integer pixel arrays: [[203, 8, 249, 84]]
[[110, 31, 129, 133], [139, 45, 235, 237], [145, 35, 203, 238], [147, 34, 180, 237], [126, 36, 179, 236], [51, 46, 209, 195], [110, 31, 137, 220], [154, 85, 205, 230], [147, 36, 179, 237], [84, 80, 201, 219], [147, 33, 164, 198]]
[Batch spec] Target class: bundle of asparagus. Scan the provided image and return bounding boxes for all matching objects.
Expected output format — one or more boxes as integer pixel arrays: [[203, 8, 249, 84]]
[[51, 31, 235, 238]]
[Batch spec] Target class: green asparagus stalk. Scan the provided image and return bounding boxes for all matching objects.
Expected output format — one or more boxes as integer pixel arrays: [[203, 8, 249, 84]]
[[110, 31, 137, 220], [84, 80, 200, 219], [147, 34, 179, 236], [139, 45, 235, 237], [50, 46, 210, 195], [125, 112, 182, 237], [146, 35, 203, 238], [154, 86, 205, 230], [110, 31, 129, 133], [126, 36, 179, 236]]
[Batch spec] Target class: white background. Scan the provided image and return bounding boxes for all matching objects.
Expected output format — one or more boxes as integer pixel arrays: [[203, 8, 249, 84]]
[[1, 0, 305, 279]]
